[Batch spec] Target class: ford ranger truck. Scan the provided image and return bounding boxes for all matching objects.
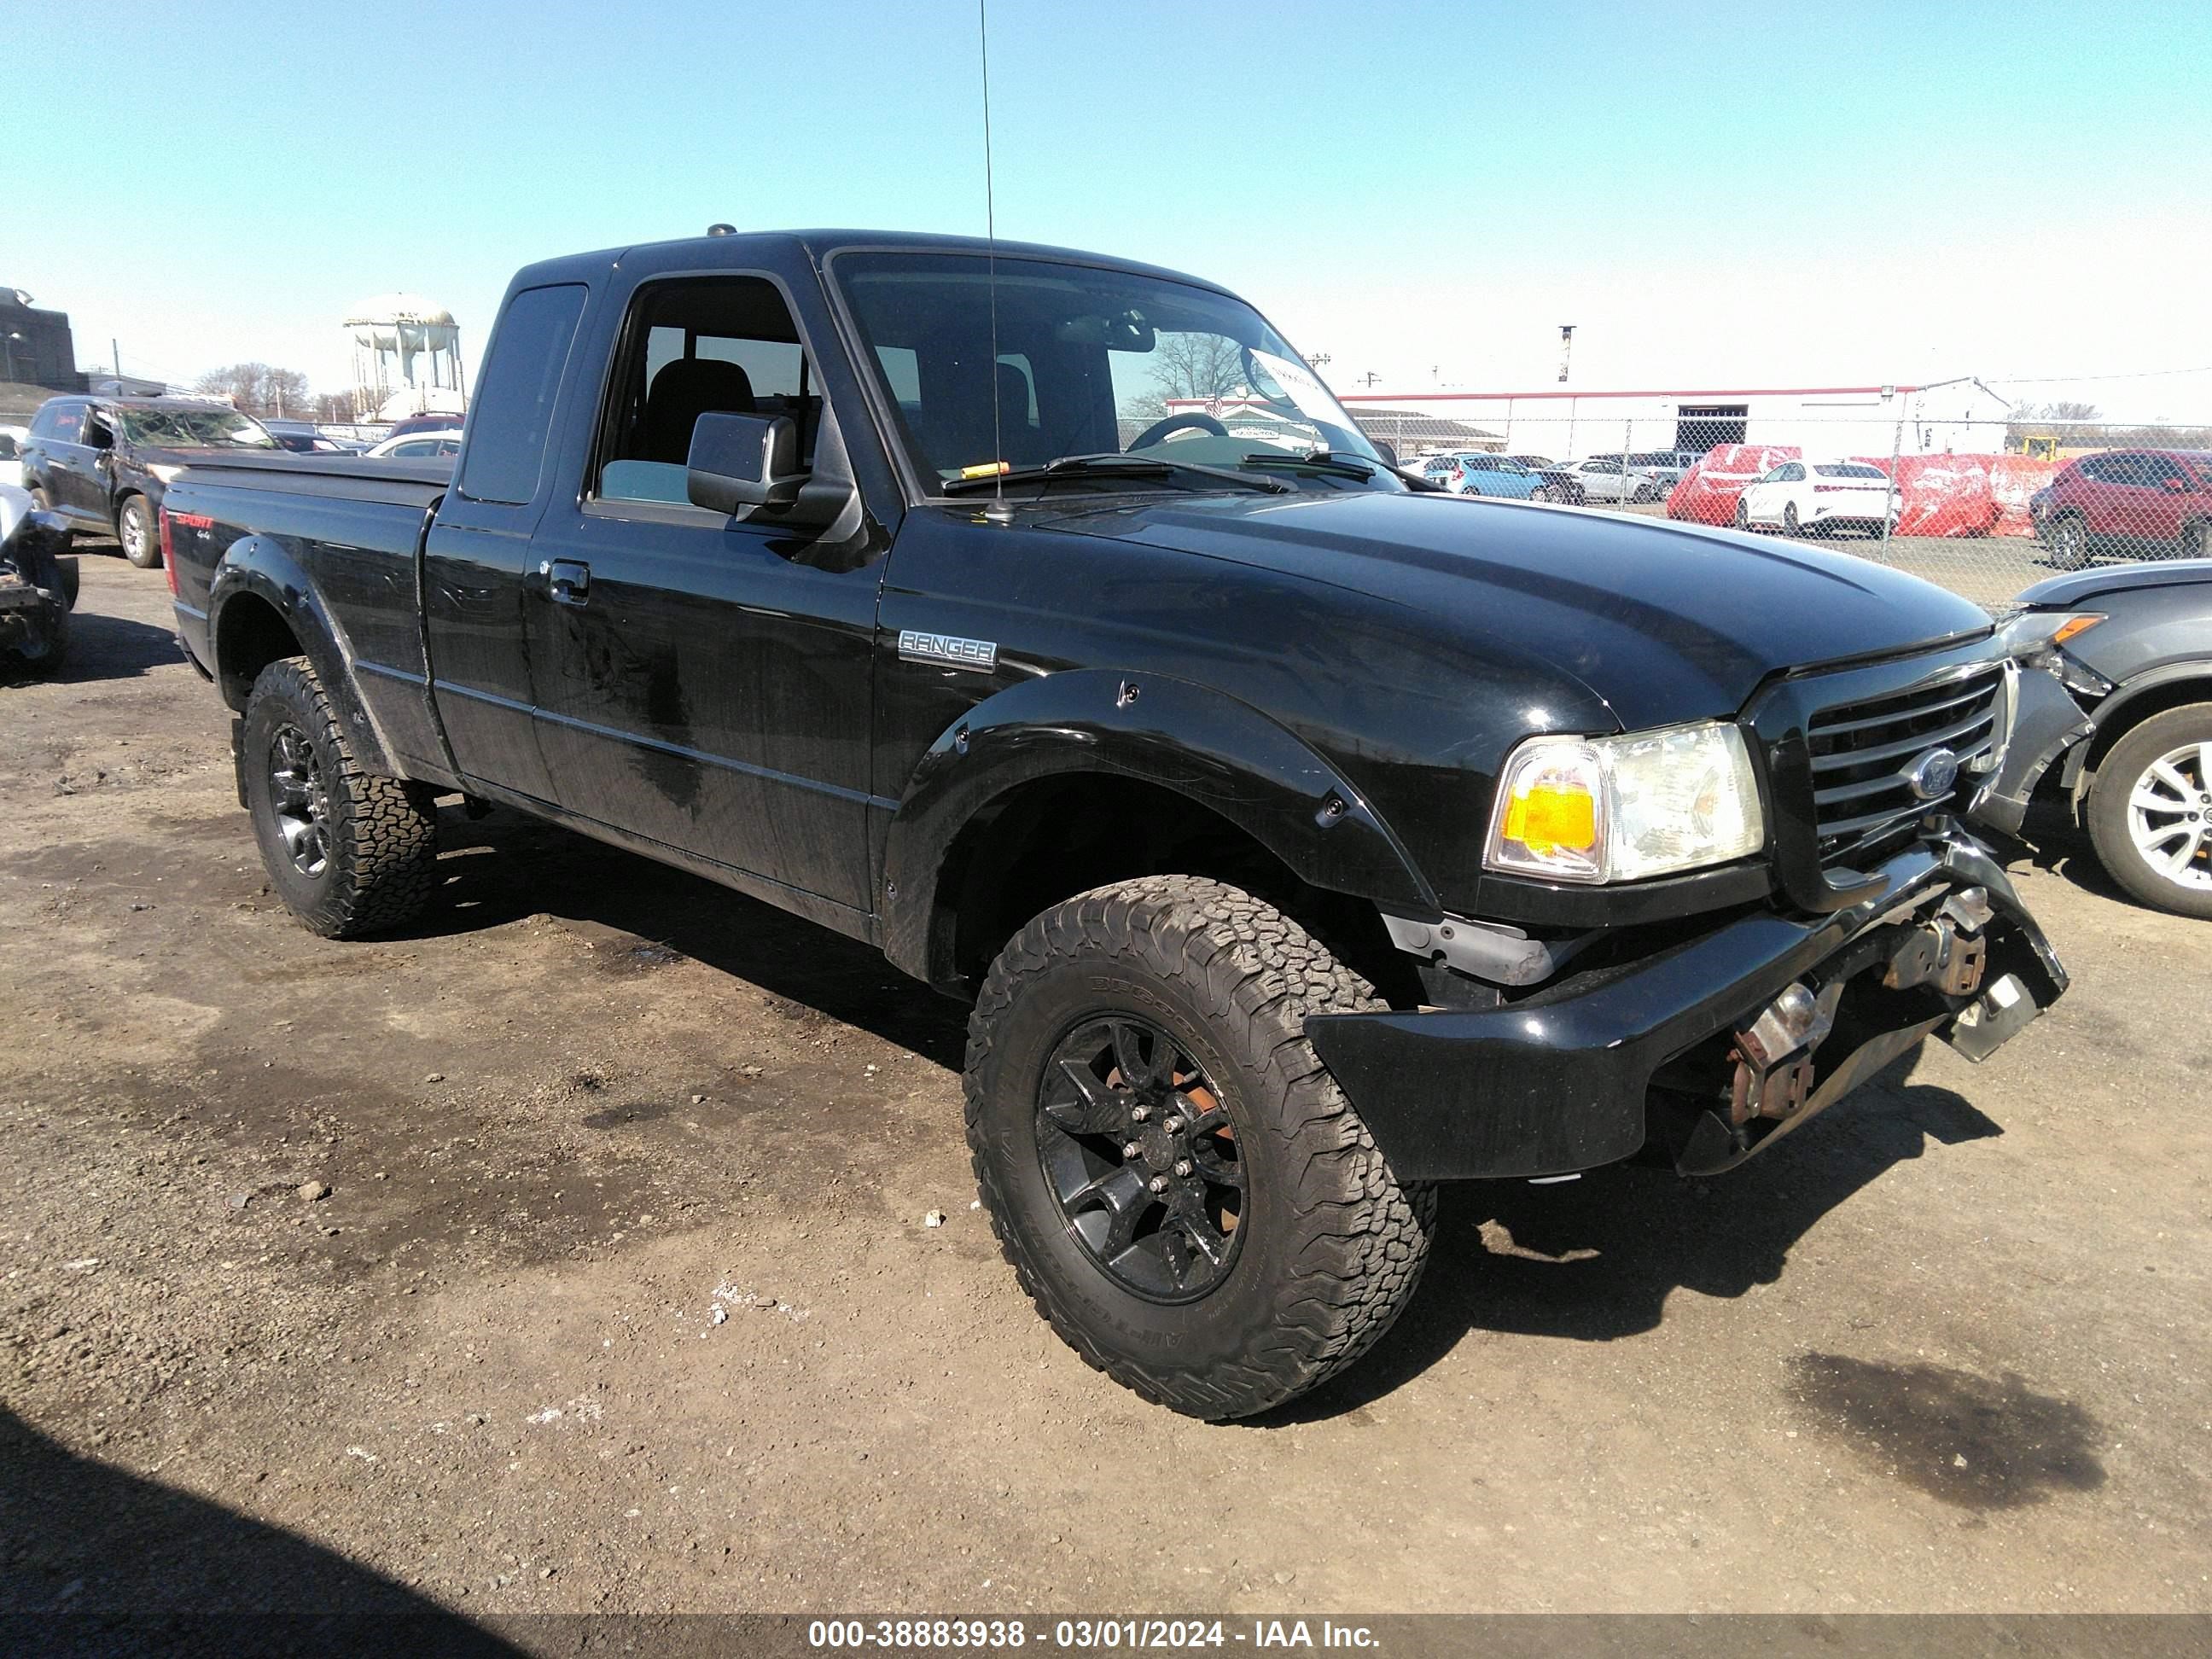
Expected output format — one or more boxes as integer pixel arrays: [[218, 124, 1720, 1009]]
[[160, 230, 2067, 1419]]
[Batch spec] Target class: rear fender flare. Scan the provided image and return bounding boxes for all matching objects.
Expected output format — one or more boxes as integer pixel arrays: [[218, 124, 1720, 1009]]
[[879, 667, 1436, 987], [207, 533, 393, 775]]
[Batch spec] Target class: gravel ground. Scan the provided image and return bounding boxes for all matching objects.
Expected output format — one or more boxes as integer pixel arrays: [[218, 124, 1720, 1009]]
[[3, 550, 2208, 1632]]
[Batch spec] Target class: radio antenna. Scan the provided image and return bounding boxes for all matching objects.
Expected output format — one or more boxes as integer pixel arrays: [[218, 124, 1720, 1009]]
[[978, 0, 1011, 523]]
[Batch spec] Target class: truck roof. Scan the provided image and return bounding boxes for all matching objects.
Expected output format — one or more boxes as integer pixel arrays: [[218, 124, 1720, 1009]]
[[508, 228, 1234, 298]]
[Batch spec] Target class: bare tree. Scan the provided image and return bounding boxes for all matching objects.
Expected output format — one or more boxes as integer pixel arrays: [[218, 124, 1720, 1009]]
[[1120, 333, 1249, 424], [311, 391, 358, 423], [194, 362, 314, 419]]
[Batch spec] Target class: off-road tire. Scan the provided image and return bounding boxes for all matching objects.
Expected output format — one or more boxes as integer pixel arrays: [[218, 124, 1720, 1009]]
[[963, 876, 1436, 1420], [2086, 702, 2212, 920], [242, 655, 439, 938], [117, 494, 160, 568]]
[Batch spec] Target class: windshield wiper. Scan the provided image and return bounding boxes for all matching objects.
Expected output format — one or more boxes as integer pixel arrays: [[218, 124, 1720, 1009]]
[[1237, 450, 1377, 480], [940, 453, 1291, 496]]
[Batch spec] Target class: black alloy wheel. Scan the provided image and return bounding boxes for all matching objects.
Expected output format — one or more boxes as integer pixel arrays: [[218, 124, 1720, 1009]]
[[1035, 1014, 1245, 1301]]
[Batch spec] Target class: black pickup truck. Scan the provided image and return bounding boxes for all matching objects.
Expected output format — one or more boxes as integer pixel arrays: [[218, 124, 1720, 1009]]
[[162, 229, 2065, 1419]]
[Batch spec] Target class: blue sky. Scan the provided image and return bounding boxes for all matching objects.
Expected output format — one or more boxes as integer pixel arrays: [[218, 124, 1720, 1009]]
[[14, 0, 2210, 415]]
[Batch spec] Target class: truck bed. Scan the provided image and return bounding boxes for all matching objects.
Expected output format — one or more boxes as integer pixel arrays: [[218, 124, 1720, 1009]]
[[162, 453, 454, 784]]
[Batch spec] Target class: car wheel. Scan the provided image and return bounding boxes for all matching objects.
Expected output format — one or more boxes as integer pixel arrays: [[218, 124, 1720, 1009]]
[[1531, 485, 1552, 504], [242, 655, 441, 938], [1633, 482, 1660, 504], [2050, 513, 2089, 571], [1733, 498, 1752, 531], [2085, 704, 2212, 919], [2180, 520, 2212, 561], [116, 494, 160, 568], [1782, 502, 1802, 536], [963, 876, 1436, 1420]]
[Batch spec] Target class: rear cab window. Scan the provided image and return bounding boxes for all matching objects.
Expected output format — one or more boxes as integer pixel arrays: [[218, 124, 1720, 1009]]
[[456, 283, 588, 506]]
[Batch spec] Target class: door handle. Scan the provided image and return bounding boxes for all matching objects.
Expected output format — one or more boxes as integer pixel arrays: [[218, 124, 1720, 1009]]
[[540, 559, 591, 605]]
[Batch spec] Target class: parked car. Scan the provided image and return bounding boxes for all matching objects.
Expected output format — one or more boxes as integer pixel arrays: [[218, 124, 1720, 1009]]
[[1505, 454, 1586, 505], [18, 395, 280, 567], [1975, 558, 2212, 917], [1627, 450, 1702, 487], [364, 431, 463, 460], [0, 482, 78, 675], [160, 226, 2062, 1420], [1735, 460, 1898, 538], [1566, 457, 1663, 503], [1444, 452, 1546, 500], [381, 411, 465, 441], [263, 418, 347, 454], [0, 423, 26, 490], [2029, 449, 2212, 569]]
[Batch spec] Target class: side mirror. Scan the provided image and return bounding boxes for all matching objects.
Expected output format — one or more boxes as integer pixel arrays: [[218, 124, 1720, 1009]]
[[1372, 439, 1400, 469], [687, 411, 806, 515], [2162, 475, 2188, 493]]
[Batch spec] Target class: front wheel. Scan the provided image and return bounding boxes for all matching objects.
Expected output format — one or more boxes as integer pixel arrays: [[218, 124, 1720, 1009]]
[[1734, 498, 1753, 531], [242, 655, 440, 937], [117, 495, 160, 568], [2086, 704, 2212, 919], [963, 876, 1436, 1420]]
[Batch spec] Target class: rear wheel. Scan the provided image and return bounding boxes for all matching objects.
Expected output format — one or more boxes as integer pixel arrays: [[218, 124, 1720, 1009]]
[[1633, 481, 1661, 504], [1782, 501, 1802, 536], [1531, 485, 1552, 504], [242, 655, 440, 937], [2050, 512, 2089, 571], [117, 494, 160, 568], [2178, 519, 2212, 560], [2087, 705, 2212, 919], [963, 876, 1435, 1420]]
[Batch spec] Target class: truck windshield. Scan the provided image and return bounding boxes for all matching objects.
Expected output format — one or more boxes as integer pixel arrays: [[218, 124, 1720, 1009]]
[[117, 407, 277, 449], [832, 251, 1396, 494]]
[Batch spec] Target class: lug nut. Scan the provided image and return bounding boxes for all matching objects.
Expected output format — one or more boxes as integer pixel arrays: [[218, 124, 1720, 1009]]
[[1173, 1159, 1193, 1178], [1165, 1115, 1184, 1134], [1131, 1104, 1151, 1122], [1123, 1142, 1143, 1161], [1148, 1176, 1170, 1195]]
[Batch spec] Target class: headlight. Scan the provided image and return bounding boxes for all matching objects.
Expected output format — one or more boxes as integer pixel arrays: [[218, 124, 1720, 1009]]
[[1998, 609, 2103, 667], [146, 463, 186, 485], [1486, 720, 1764, 884]]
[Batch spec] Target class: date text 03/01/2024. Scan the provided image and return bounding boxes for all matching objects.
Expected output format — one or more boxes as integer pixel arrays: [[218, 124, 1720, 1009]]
[[805, 1619, 1380, 1650]]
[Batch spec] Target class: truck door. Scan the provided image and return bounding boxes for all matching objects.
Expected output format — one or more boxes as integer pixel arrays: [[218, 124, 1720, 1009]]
[[421, 282, 590, 804], [520, 271, 882, 912]]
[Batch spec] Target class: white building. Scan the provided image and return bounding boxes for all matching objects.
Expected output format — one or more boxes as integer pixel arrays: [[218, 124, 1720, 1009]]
[[1336, 378, 2014, 463]]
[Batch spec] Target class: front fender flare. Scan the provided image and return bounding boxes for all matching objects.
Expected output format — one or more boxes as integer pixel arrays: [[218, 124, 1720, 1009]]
[[207, 533, 393, 775], [879, 668, 1436, 987]]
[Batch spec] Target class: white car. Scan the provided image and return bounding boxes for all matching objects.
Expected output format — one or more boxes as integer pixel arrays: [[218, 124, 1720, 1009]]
[[0, 423, 26, 490], [1736, 459, 1897, 538], [1565, 457, 1664, 504], [364, 431, 463, 460]]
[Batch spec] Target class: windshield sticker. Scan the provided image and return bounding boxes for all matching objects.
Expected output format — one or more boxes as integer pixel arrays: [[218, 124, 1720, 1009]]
[[1248, 350, 1346, 426]]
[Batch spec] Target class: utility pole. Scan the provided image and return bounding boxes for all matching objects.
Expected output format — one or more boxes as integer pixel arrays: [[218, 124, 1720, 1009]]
[[112, 339, 122, 383], [1557, 324, 1575, 385], [1357, 371, 1382, 388]]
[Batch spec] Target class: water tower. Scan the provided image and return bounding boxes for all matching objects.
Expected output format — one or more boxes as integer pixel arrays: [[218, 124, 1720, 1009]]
[[344, 294, 466, 422]]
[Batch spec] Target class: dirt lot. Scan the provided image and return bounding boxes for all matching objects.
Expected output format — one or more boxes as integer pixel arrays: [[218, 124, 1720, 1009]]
[[3, 551, 2209, 1629]]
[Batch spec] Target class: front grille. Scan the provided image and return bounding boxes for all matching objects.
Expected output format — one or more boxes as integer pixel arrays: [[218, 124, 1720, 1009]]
[[1806, 662, 2004, 871]]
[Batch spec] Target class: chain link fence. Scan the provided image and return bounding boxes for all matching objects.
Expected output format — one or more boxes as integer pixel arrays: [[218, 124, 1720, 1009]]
[[1352, 375, 2212, 614]]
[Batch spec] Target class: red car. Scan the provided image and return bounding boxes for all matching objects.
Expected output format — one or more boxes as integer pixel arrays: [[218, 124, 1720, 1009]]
[[2031, 448, 2212, 568]]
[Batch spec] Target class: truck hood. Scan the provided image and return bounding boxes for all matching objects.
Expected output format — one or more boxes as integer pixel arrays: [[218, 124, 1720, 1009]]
[[1051, 492, 1993, 730]]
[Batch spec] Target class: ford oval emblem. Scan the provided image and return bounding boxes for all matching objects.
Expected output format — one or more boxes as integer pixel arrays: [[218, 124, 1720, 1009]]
[[1907, 747, 1960, 801]]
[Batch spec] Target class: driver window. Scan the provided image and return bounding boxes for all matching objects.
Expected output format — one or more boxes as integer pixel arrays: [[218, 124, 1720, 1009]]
[[84, 412, 114, 450], [594, 276, 818, 507]]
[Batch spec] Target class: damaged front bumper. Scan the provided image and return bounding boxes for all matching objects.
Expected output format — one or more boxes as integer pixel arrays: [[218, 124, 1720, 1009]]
[[1305, 835, 2066, 1182]]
